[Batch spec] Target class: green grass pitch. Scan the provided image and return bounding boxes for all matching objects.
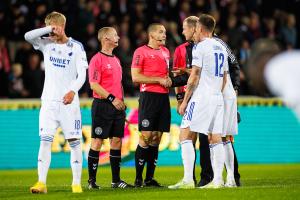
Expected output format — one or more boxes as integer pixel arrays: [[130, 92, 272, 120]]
[[0, 164, 300, 200]]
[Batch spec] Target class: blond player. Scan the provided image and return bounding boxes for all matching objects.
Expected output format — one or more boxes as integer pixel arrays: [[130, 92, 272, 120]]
[[25, 11, 87, 193], [169, 14, 228, 189]]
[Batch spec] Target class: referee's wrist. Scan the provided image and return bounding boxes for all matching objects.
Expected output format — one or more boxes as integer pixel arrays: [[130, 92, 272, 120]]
[[106, 94, 115, 103], [176, 92, 185, 101]]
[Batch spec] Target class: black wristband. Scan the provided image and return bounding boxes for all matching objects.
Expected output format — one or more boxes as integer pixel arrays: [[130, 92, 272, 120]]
[[176, 92, 185, 101], [107, 94, 115, 103], [233, 85, 239, 91]]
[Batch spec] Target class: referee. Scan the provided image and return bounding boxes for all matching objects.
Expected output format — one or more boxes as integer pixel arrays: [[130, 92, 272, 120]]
[[131, 23, 171, 187], [87, 27, 132, 189]]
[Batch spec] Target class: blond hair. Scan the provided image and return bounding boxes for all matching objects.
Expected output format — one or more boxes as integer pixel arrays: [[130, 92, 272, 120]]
[[97, 27, 114, 42], [45, 11, 66, 26], [183, 16, 199, 28]]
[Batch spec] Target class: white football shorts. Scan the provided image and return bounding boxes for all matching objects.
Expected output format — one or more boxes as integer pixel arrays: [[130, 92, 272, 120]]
[[39, 101, 82, 139], [223, 98, 238, 136], [181, 95, 224, 135]]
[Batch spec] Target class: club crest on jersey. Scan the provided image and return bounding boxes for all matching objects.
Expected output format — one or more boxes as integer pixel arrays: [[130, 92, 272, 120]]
[[142, 119, 150, 127], [95, 127, 103, 135], [67, 41, 73, 47]]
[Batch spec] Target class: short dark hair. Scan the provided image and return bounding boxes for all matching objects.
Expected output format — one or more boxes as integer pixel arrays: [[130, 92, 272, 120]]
[[198, 14, 216, 33], [147, 23, 163, 34]]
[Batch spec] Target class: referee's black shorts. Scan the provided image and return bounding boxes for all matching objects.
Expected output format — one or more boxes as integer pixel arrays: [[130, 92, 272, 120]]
[[91, 98, 125, 139], [138, 92, 170, 132]]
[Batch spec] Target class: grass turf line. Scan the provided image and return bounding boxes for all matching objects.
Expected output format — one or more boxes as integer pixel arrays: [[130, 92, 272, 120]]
[[0, 164, 299, 200]]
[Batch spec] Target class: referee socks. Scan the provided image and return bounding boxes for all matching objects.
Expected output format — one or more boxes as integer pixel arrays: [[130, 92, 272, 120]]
[[88, 149, 100, 182], [110, 149, 121, 183], [135, 145, 149, 181], [145, 145, 159, 181]]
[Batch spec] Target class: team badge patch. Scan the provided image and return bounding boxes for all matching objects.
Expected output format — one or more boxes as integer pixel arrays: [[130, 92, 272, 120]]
[[142, 119, 150, 127], [67, 41, 73, 47], [95, 127, 103, 135]]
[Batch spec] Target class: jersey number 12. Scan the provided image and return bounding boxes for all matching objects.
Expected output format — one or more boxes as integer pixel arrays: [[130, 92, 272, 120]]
[[214, 53, 224, 77]]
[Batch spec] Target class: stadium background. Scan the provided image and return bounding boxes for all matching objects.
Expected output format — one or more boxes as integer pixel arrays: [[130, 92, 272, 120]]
[[0, 0, 300, 170]]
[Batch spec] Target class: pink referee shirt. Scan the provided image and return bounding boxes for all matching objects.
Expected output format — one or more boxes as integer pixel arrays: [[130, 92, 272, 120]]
[[173, 42, 189, 70], [131, 45, 170, 93], [89, 52, 123, 100], [173, 42, 189, 93]]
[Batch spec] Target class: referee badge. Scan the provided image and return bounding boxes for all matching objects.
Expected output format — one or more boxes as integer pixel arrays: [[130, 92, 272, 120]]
[[95, 127, 103, 135], [142, 119, 150, 127]]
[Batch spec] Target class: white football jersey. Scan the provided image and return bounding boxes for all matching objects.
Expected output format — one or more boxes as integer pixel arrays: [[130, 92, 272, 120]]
[[28, 34, 88, 102], [223, 74, 236, 100], [191, 38, 228, 99], [264, 51, 300, 120]]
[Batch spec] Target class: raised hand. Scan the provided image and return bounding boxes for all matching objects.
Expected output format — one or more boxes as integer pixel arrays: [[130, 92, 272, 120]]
[[51, 25, 63, 36]]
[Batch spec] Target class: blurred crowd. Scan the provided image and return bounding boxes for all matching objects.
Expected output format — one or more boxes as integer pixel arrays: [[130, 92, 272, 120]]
[[0, 0, 299, 98]]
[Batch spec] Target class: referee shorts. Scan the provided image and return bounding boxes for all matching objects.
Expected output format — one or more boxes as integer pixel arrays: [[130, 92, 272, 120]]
[[138, 92, 170, 132], [91, 98, 125, 139]]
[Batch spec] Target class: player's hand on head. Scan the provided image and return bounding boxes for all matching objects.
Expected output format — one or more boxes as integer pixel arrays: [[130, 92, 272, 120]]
[[112, 98, 126, 111], [52, 25, 63, 35], [178, 101, 187, 116], [63, 91, 75, 105]]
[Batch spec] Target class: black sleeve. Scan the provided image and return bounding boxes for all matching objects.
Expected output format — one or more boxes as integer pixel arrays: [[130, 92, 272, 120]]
[[170, 73, 189, 87], [228, 59, 241, 90], [228, 59, 240, 91]]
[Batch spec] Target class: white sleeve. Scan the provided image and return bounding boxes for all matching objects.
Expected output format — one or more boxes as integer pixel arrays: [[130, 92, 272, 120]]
[[24, 26, 52, 51], [223, 51, 229, 72], [69, 48, 88, 93], [192, 44, 203, 68]]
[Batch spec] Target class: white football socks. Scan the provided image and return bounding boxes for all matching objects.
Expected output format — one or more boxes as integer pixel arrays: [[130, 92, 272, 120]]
[[224, 140, 235, 182], [69, 140, 82, 185], [211, 142, 225, 185], [38, 135, 53, 184], [181, 140, 195, 183]]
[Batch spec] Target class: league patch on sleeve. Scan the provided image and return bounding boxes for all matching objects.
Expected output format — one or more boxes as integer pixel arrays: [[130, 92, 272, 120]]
[[135, 55, 141, 66], [93, 70, 99, 80]]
